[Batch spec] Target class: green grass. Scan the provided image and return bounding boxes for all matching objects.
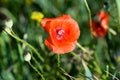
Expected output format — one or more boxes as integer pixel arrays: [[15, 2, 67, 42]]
[[0, 0, 120, 80]]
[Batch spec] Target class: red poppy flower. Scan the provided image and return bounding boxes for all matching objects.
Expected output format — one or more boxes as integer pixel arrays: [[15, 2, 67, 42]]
[[88, 10, 109, 37], [40, 15, 80, 54]]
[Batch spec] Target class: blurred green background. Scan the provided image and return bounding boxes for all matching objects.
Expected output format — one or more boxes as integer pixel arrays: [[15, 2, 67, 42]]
[[0, 0, 120, 80]]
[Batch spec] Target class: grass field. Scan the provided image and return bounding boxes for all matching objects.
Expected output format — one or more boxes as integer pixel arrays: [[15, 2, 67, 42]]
[[0, 0, 120, 80]]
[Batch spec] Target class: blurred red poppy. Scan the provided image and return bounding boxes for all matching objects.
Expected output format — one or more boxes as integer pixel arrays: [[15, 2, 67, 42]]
[[88, 10, 109, 37], [40, 15, 80, 54]]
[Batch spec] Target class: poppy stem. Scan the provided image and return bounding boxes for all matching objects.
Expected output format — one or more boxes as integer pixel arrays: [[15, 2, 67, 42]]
[[4, 27, 44, 62], [116, 0, 120, 24], [28, 61, 45, 80], [108, 28, 117, 35], [71, 52, 80, 60], [76, 43, 89, 53], [59, 67, 76, 80], [57, 54, 60, 67], [32, 55, 44, 73], [84, 0, 92, 32], [106, 65, 109, 78]]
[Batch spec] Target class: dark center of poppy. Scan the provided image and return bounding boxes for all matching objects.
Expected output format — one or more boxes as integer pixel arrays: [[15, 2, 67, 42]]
[[56, 28, 65, 40]]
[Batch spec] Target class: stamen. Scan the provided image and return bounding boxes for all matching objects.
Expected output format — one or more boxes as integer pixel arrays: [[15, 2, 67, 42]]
[[56, 29, 65, 40]]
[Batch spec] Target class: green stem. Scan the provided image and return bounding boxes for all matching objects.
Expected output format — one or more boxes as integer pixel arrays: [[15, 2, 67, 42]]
[[84, 0, 92, 32], [28, 62, 45, 80], [115, 0, 120, 24], [57, 54, 60, 67], [76, 43, 94, 60], [71, 52, 80, 60], [93, 61, 102, 74], [108, 28, 117, 35], [106, 65, 109, 78], [59, 67, 76, 80], [32, 55, 44, 73], [76, 43, 89, 53], [57, 54, 60, 78], [5, 28, 44, 62]]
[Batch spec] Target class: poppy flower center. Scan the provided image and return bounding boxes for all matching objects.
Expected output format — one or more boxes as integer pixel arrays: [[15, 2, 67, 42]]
[[55, 28, 65, 40]]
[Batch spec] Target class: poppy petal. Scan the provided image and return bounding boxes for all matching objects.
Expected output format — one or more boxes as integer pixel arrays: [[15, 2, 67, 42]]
[[58, 14, 71, 19], [53, 41, 76, 54], [45, 37, 54, 51], [98, 10, 109, 30], [101, 16, 109, 30], [98, 10, 109, 21], [62, 18, 80, 42], [45, 37, 76, 54], [40, 18, 54, 32], [92, 21, 107, 37]]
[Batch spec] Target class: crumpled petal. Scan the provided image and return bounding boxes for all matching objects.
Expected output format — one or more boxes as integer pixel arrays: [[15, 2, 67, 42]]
[[62, 19, 80, 41], [40, 18, 54, 32], [45, 37, 77, 54], [92, 21, 107, 37]]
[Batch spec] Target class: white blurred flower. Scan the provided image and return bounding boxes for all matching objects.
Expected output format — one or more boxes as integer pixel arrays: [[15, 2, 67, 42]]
[[24, 52, 31, 62], [5, 19, 13, 28]]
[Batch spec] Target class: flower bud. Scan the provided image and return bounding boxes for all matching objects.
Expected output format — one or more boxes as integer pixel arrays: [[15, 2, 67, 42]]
[[23, 52, 31, 62], [5, 19, 13, 28]]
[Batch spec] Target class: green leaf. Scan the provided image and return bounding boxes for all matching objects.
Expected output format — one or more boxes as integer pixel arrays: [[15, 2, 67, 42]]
[[116, 0, 120, 24], [82, 60, 94, 80]]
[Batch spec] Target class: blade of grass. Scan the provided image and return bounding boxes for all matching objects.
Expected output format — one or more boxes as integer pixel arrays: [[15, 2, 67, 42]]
[[116, 0, 120, 24], [82, 59, 94, 80]]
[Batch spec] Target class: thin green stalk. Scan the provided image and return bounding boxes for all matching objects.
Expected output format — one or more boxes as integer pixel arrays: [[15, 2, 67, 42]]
[[57, 54, 60, 67], [84, 0, 92, 32], [57, 54, 61, 78], [93, 61, 102, 74], [76, 43, 89, 53], [76, 43, 94, 60], [4, 28, 44, 62], [106, 65, 109, 78], [115, 0, 120, 24], [108, 28, 117, 35], [32, 55, 44, 73], [104, 70, 119, 80], [59, 67, 76, 80], [28, 62, 45, 80], [71, 52, 80, 60]]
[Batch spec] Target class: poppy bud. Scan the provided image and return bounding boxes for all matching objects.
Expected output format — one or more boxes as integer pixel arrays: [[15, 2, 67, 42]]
[[5, 19, 13, 28], [23, 51, 31, 62]]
